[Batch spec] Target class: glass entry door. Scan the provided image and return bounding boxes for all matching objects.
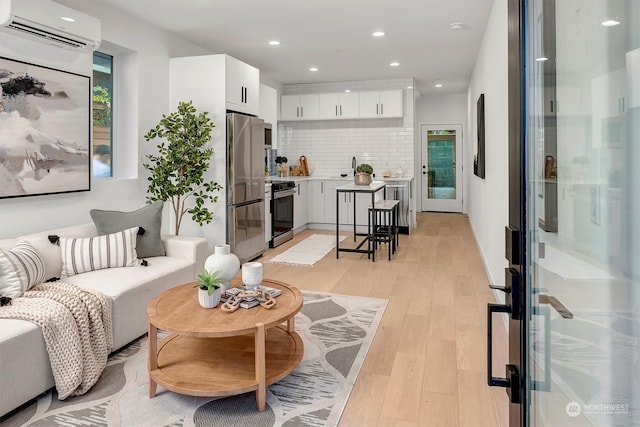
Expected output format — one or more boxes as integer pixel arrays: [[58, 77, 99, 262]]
[[522, 0, 640, 427], [524, 0, 640, 425], [491, 1, 639, 425], [420, 124, 463, 212]]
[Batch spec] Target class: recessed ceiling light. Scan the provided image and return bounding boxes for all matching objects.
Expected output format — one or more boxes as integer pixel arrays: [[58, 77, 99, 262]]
[[449, 22, 465, 30], [309, 67, 318, 72], [536, 57, 548, 62], [345, 89, 351, 93], [60, 16, 75, 22], [601, 19, 620, 27], [407, 86, 413, 89], [268, 40, 280, 46], [434, 83, 444, 88], [390, 61, 400, 67], [372, 31, 385, 37]]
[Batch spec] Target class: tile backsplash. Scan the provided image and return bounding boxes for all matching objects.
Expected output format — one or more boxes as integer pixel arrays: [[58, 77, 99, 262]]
[[278, 78, 415, 178]]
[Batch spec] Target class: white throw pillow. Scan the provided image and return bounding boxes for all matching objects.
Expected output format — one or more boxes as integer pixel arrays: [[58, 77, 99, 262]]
[[59, 227, 141, 278], [0, 240, 46, 298]]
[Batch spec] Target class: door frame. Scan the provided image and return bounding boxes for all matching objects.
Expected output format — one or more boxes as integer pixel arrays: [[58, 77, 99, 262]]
[[486, 0, 527, 426], [419, 123, 464, 213]]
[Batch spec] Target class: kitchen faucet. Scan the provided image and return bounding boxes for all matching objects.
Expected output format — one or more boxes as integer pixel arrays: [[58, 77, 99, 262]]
[[352, 156, 356, 176]]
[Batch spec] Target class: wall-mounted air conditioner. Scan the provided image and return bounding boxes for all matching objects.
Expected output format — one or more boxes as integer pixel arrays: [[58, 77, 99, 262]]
[[0, 0, 101, 51]]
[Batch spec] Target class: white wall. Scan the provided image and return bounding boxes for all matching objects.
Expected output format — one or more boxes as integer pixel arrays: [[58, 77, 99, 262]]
[[278, 79, 415, 178], [416, 93, 467, 125], [466, 0, 509, 287], [0, 1, 211, 239]]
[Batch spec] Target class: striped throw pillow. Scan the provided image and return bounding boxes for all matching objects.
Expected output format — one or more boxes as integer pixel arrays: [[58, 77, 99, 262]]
[[0, 241, 46, 298], [59, 227, 141, 278]]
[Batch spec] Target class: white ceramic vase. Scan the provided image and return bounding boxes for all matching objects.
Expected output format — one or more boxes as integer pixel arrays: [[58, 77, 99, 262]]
[[198, 287, 221, 309], [204, 244, 240, 293]]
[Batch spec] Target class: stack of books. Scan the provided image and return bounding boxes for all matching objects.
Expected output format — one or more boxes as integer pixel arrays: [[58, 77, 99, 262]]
[[221, 285, 282, 309]]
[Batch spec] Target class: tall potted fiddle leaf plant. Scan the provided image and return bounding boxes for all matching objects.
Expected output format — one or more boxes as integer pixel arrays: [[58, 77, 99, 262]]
[[143, 101, 223, 235]]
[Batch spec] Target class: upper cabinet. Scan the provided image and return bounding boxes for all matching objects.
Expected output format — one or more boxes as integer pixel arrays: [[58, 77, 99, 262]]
[[358, 90, 403, 118], [318, 92, 359, 119], [225, 55, 260, 116], [281, 89, 403, 121], [281, 94, 320, 120]]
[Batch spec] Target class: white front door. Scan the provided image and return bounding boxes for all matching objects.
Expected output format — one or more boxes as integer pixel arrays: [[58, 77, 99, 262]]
[[420, 124, 463, 212]]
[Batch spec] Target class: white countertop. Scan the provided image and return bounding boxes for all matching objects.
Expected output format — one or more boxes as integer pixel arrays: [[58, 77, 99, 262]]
[[266, 175, 413, 183], [336, 181, 387, 192]]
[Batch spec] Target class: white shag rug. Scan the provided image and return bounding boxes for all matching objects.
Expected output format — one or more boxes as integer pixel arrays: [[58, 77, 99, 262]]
[[268, 234, 347, 266]]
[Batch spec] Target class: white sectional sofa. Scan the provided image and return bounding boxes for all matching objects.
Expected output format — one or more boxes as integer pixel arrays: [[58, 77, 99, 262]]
[[0, 223, 208, 417]]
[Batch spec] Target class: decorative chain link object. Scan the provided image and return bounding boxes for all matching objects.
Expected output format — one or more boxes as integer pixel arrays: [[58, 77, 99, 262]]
[[220, 289, 277, 313]]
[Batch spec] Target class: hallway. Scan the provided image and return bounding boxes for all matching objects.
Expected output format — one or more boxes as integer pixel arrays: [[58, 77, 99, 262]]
[[260, 212, 510, 426]]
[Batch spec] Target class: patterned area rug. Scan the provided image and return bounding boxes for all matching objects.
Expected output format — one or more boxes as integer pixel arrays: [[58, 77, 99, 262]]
[[2, 291, 387, 427], [268, 234, 347, 266]]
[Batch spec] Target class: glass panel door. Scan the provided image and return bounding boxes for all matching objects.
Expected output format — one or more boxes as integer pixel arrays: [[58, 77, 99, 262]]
[[420, 124, 463, 212], [524, 0, 640, 425]]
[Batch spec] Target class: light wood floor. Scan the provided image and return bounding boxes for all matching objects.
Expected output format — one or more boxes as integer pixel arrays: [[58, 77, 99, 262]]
[[259, 212, 510, 427]]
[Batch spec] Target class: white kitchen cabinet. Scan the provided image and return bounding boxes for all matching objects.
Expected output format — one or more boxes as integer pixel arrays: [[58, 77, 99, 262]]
[[259, 84, 278, 149], [293, 181, 309, 230], [225, 55, 260, 116], [323, 181, 348, 225], [308, 180, 325, 223], [358, 90, 403, 118], [280, 94, 319, 120], [318, 92, 359, 119], [591, 68, 626, 148]]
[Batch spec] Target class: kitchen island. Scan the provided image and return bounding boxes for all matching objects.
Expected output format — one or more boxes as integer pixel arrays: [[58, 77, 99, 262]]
[[335, 181, 386, 262]]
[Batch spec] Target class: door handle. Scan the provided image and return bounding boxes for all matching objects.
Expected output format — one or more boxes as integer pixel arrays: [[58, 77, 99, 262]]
[[539, 294, 573, 319], [487, 303, 521, 403], [489, 268, 521, 319]]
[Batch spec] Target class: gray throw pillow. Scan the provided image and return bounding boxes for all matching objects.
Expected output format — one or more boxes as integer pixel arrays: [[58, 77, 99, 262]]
[[90, 201, 165, 258]]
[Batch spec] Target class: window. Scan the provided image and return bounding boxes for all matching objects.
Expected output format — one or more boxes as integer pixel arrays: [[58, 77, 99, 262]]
[[92, 51, 113, 178]]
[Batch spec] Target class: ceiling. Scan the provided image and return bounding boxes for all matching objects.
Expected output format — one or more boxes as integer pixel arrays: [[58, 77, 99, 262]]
[[85, 0, 495, 95]]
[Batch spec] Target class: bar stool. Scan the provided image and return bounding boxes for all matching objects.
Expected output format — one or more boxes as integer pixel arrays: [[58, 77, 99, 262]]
[[368, 200, 400, 260]]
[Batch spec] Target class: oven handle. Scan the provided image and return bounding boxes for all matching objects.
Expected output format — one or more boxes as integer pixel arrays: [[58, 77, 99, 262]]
[[274, 189, 296, 199]]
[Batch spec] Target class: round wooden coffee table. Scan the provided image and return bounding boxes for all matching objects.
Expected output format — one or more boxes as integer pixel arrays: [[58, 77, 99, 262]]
[[147, 278, 304, 411]]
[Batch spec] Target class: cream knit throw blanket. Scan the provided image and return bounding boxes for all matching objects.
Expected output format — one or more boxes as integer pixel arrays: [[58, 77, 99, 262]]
[[0, 282, 113, 399]]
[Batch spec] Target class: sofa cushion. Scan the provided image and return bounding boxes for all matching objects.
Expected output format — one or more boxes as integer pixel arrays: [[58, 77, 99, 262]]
[[90, 201, 166, 258], [65, 256, 194, 349], [58, 227, 141, 278], [0, 241, 46, 298]]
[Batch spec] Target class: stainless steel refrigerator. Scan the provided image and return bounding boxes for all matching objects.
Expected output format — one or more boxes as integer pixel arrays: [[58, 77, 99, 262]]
[[226, 112, 265, 263]]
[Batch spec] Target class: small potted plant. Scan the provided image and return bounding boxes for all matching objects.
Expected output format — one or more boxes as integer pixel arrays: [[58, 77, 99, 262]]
[[355, 163, 373, 185], [193, 268, 224, 308]]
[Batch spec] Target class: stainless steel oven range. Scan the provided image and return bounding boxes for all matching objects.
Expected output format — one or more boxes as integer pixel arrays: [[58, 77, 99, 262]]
[[270, 181, 295, 248]]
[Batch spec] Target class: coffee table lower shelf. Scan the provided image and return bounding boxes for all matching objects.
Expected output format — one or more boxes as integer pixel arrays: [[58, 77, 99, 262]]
[[149, 325, 303, 409]]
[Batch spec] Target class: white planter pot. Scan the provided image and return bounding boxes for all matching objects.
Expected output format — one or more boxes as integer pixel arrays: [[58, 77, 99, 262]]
[[204, 244, 240, 292], [198, 287, 221, 309]]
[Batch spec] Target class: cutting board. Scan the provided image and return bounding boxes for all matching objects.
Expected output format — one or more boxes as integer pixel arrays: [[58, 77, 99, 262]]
[[299, 156, 310, 176]]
